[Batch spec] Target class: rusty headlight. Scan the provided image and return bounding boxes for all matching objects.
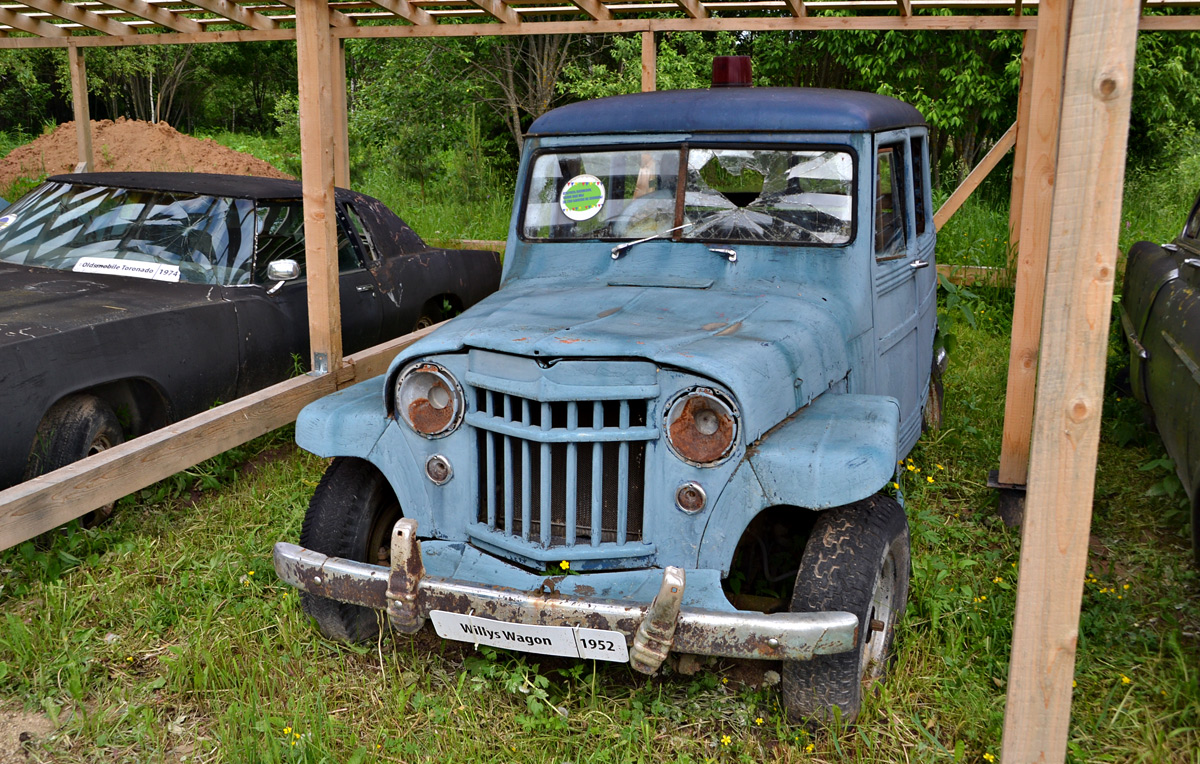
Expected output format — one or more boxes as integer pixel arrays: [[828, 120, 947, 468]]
[[395, 361, 464, 438], [664, 387, 739, 466]]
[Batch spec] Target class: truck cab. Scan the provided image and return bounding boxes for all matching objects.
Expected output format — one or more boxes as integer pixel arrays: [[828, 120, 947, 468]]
[[274, 76, 937, 725]]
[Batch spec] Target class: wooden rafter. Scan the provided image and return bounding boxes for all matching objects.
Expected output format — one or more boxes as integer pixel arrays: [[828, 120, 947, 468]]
[[470, 0, 521, 24], [19, 0, 130, 35], [0, 5, 70, 34], [186, 0, 279, 30], [782, 0, 807, 16], [673, 0, 708, 18], [274, 0, 355, 26], [896, 0, 912, 14], [569, 0, 612, 20], [368, 0, 434, 25], [95, 0, 205, 33]]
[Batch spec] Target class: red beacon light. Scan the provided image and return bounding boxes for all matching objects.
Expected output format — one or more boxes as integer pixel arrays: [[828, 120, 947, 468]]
[[711, 56, 752, 88]]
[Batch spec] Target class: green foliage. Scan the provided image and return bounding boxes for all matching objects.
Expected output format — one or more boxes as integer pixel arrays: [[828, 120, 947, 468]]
[[559, 32, 738, 99]]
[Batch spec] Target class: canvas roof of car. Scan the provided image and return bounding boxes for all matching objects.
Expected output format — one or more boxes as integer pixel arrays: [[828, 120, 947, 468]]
[[48, 172, 314, 200], [527, 88, 926, 137]]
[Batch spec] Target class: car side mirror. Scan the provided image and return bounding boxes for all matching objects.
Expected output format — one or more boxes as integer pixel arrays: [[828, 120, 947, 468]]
[[266, 259, 301, 294]]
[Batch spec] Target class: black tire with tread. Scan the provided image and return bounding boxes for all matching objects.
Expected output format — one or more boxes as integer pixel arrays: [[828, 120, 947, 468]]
[[25, 394, 125, 479], [782, 494, 910, 726], [299, 457, 403, 643]]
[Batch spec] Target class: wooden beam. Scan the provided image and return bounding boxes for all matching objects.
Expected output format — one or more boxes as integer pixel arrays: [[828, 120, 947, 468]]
[[368, 0, 435, 25], [297, 0, 343, 374], [672, 0, 709, 18], [933, 120, 1016, 230], [93, 0, 205, 33], [1007, 28, 1035, 258], [333, 36, 350, 188], [19, 0, 131, 35], [997, 0, 1069, 488], [782, 0, 808, 16], [185, 0, 280, 30], [0, 27, 298, 48], [896, 0, 913, 14], [0, 6, 70, 35], [641, 29, 655, 92], [68, 45, 93, 171], [275, 0, 356, 27], [568, 0, 613, 20], [1001, 0, 1140, 759], [0, 328, 435, 552], [469, 0, 521, 24]]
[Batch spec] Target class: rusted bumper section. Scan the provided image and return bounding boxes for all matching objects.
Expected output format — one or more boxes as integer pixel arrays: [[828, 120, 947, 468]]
[[273, 522, 858, 672]]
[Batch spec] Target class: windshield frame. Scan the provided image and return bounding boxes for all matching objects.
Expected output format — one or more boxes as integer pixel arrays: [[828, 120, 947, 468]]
[[518, 141, 859, 248]]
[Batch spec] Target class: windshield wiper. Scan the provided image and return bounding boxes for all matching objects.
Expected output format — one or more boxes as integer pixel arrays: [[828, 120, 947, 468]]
[[611, 221, 695, 260]]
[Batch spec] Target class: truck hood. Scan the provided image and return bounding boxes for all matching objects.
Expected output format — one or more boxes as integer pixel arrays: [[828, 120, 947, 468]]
[[0, 262, 227, 343], [400, 282, 853, 441]]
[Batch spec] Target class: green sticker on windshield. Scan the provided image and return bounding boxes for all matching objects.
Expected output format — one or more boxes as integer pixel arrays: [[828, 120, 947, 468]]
[[560, 174, 605, 222]]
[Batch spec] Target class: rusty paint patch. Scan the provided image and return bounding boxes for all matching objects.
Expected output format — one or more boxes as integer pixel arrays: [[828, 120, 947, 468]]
[[715, 321, 743, 336], [669, 397, 735, 463], [597, 307, 620, 318], [557, 337, 585, 344], [702, 322, 727, 331], [408, 388, 454, 433]]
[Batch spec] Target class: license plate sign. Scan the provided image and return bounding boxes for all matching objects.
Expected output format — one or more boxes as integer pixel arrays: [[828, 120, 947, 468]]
[[430, 611, 629, 662]]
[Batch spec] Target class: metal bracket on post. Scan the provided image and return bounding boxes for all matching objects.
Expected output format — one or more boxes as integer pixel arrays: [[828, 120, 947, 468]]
[[309, 352, 329, 376], [386, 518, 426, 633], [630, 566, 685, 674], [988, 470, 1027, 527]]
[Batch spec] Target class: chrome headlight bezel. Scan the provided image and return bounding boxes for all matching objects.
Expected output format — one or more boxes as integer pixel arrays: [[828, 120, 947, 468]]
[[663, 386, 739, 467], [394, 360, 465, 438]]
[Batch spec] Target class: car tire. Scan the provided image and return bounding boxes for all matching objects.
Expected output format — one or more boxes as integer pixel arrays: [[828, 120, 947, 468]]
[[299, 456, 403, 643], [781, 494, 910, 726], [24, 394, 125, 526]]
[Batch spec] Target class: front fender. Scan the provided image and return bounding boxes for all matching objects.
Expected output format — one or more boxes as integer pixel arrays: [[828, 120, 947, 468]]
[[696, 393, 899, 574], [295, 376, 390, 459]]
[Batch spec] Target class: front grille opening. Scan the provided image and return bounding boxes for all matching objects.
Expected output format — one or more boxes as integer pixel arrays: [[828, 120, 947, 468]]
[[475, 390, 648, 549]]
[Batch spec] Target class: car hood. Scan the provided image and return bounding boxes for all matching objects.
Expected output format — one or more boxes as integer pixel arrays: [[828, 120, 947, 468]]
[[399, 282, 854, 441], [0, 262, 228, 343]]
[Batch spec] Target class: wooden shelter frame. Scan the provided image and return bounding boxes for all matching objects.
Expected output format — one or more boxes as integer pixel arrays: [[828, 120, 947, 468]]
[[0, 1, 1196, 759]]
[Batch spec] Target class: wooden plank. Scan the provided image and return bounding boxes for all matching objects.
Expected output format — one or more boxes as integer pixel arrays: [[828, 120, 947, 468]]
[[997, 0, 1069, 488], [0, 6, 70, 35], [1007, 28, 1035, 258], [782, 0, 807, 15], [470, 0, 522, 23], [185, 0, 280, 30], [1001, 0, 1140, 759], [0, 28, 298, 48], [568, 0, 613, 20], [276, 0, 356, 26], [896, 0, 912, 14], [0, 326, 435, 552], [368, 0, 436, 25], [94, 0, 206, 32], [672, 0, 709, 18], [297, 0, 344, 374], [333, 36, 351, 188], [933, 121, 1016, 230], [641, 29, 655, 91], [936, 263, 1011, 287], [19, 0, 131, 35], [68, 46, 93, 172]]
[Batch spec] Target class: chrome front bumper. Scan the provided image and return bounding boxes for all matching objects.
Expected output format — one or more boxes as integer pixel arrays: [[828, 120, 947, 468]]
[[273, 519, 859, 673]]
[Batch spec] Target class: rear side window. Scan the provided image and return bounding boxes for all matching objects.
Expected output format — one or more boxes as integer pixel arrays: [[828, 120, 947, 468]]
[[1184, 198, 1200, 242], [253, 202, 361, 284], [911, 136, 927, 236], [875, 146, 907, 259]]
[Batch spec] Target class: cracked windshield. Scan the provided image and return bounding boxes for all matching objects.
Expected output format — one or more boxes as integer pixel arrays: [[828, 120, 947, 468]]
[[522, 146, 853, 245]]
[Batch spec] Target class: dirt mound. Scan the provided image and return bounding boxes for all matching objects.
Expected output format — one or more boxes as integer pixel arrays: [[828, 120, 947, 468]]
[[0, 118, 291, 191]]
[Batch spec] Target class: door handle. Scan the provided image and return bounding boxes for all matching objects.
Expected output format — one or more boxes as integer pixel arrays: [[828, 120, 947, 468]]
[[910, 259, 930, 270]]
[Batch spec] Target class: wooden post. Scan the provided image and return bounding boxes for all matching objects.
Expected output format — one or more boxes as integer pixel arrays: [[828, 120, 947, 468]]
[[1007, 29, 1036, 257], [67, 45, 93, 172], [996, 0, 1070, 491], [641, 30, 656, 92], [333, 37, 351, 189], [1001, 0, 1141, 760], [296, 0, 343, 374]]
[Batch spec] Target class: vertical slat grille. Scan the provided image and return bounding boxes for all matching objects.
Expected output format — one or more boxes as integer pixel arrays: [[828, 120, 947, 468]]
[[476, 390, 648, 548]]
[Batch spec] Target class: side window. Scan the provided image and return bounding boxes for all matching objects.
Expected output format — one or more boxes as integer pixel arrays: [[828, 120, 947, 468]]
[[253, 202, 361, 283], [910, 136, 927, 236], [1184, 199, 1200, 242], [343, 204, 380, 263], [875, 146, 907, 259]]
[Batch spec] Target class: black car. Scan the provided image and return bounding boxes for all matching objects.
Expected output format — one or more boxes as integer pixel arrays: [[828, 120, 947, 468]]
[[0, 172, 500, 491], [1121, 190, 1200, 564]]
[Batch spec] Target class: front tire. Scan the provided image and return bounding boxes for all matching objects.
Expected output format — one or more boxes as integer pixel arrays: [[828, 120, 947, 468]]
[[781, 495, 910, 726], [299, 457, 403, 643]]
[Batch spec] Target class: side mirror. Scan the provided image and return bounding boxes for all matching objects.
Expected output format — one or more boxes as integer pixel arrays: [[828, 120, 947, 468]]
[[266, 259, 301, 294]]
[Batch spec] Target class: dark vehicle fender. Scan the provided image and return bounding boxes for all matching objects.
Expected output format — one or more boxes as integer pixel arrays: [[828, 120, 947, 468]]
[[696, 393, 900, 574], [368, 248, 501, 331], [1122, 240, 1183, 402]]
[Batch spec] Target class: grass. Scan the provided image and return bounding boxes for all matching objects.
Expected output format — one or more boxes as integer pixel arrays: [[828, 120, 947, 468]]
[[1, 131, 1198, 762]]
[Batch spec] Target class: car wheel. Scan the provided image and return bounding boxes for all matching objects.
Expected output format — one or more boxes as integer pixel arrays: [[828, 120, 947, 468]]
[[24, 394, 125, 526], [299, 456, 403, 643], [781, 494, 910, 726]]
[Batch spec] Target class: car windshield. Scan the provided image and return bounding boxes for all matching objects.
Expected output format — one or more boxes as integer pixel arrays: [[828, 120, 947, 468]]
[[521, 146, 854, 245], [0, 181, 257, 285]]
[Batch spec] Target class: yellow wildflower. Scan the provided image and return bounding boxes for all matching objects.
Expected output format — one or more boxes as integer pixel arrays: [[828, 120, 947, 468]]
[[559, 560, 570, 571], [806, 743, 815, 753], [721, 734, 731, 746], [992, 577, 1002, 584], [755, 717, 764, 726], [984, 754, 996, 763], [926, 475, 934, 483], [1121, 674, 1132, 685]]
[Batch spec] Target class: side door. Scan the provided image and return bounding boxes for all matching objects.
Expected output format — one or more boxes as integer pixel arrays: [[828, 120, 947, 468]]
[[871, 129, 934, 453], [231, 201, 384, 396]]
